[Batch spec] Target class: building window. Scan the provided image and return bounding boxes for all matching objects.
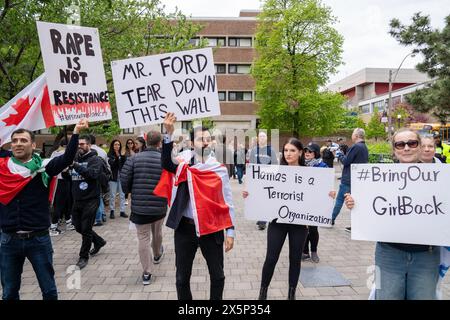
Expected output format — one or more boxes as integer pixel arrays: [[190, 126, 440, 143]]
[[34, 128, 51, 134], [228, 91, 253, 101], [228, 37, 252, 47], [360, 104, 370, 114], [205, 37, 225, 47], [189, 37, 200, 46], [215, 64, 226, 74], [372, 100, 385, 112], [123, 128, 134, 134], [228, 64, 251, 74], [218, 91, 226, 101]]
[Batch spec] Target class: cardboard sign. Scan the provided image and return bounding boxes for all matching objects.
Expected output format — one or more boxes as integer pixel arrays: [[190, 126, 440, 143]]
[[111, 48, 220, 129], [351, 163, 450, 246], [36, 21, 111, 125], [244, 164, 335, 226]]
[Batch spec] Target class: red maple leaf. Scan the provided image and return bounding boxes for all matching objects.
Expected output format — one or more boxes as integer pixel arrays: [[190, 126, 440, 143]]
[[1, 96, 36, 127]]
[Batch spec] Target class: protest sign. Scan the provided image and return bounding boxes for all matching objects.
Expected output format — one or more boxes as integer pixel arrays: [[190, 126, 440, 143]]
[[351, 163, 450, 246], [111, 48, 220, 129], [244, 164, 335, 226], [36, 21, 111, 125]]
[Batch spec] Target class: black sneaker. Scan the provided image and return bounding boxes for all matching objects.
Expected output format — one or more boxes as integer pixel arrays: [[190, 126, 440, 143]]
[[345, 227, 351, 233], [102, 215, 107, 223], [142, 273, 152, 285], [120, 212, 128, 218], [93, 221, 103, 227], [153, 246, 165, 264], [76, 258, 88, 269], [301, 253, 310, 261], [110, 210, 115, 219], [90, 240, 106, 255], [331, 219, 335, 226]]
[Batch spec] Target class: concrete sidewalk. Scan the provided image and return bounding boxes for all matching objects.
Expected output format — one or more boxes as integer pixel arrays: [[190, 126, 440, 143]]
[[2, 167, 449, 300]]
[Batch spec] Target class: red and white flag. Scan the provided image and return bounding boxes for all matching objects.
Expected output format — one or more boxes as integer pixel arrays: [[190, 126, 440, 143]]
[[0, 156, 52, 205], [154, 152, 235, 237], [0, 73, 55, 146]]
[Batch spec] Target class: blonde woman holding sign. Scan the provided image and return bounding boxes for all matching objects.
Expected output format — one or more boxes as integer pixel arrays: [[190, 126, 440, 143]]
[[344, 128, 440, 300], [243, 138, 307, 300]]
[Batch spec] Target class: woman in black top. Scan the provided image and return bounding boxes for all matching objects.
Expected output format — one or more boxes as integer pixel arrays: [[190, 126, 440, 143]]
[[107, 140, 127, 218], [243, 138, 308, 300]]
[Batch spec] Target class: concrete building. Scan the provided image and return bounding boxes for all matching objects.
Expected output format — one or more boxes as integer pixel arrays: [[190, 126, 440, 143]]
[[327, 68, 431, 122]]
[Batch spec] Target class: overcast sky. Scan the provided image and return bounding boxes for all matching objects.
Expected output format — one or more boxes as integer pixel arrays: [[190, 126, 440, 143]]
[[159, 0, 448, 85]]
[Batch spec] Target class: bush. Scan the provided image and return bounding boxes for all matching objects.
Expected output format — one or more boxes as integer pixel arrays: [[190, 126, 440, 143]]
[[367, 141, 394, 163]]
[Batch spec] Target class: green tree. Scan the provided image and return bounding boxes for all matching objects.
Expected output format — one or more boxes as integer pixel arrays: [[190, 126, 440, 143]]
[[390, 13, 450, 124], [0, 0, 205, 141], [252, 0, 345, 138], [366, 108, 387, 141]]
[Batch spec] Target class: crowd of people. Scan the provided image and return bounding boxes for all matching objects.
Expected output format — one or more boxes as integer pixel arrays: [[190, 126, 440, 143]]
[[0, 116, 448, 301]]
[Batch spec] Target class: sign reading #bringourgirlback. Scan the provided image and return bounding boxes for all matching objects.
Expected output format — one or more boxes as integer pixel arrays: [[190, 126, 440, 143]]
[[36, 21, 111, 125], [111, 48, 220, 129], [351, 163, 450, 246], [244, 164, 335, 227]]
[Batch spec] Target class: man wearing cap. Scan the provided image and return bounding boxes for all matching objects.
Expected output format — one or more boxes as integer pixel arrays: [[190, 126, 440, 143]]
[[433, 132, 449, 163]]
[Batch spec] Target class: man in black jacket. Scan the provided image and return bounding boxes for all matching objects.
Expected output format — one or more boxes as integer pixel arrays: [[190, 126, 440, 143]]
[[162, 113, 235, 300], [120, 131, 167, 285], [71, 135, 106, 270], [0, 119, 88, 300]]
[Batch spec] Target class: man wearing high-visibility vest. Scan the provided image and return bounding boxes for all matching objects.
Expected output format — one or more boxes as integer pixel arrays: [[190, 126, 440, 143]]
[[433, 132, 450, 163]]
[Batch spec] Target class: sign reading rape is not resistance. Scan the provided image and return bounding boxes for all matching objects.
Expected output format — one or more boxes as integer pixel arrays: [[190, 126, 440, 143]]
[[244, 164, 335, 227], [111, 48, 221, 129], [36, 21, 111, 125], [351, 164, 450, 246]]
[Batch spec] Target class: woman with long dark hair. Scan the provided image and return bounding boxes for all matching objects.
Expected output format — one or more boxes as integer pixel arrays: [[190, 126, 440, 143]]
[[243, 138, 319, 300], [135, 137, 146, 153], [107, 139, 127, 219], [125, 139, 136, 157]]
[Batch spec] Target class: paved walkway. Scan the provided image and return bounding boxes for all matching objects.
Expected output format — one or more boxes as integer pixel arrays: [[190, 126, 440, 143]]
[[2, 167, 449, 300]]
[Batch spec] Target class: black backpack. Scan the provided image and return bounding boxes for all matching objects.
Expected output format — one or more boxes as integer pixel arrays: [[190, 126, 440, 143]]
[[98, 157, 112, 194]]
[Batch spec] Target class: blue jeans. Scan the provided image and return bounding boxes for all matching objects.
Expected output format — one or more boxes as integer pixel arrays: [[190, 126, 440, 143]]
[[109, 180, 125, 213], [331, 183, 351, 221], [236, 165, 244, 184], [0, 233, 57, 300], [374, 242, 440, 300], [95, 195, 105, 223]]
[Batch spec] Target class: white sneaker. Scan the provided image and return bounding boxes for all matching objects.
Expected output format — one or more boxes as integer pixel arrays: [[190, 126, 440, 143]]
[[50, 228, 62, 236], [66, 222, 75, 231], [125, 200, 129, 206]]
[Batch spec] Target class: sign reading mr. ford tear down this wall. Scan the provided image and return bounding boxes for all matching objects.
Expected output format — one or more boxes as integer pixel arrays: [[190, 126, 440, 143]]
[[111, 48, 221, 129], [36, 21, 111, 125], [351, 164, 450, 246]]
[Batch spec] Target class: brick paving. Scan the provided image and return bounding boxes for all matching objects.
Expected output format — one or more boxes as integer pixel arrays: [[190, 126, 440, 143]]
[[1, 167, 449, 300]]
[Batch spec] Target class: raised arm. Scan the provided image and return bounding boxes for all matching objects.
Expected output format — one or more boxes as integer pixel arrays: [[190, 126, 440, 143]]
[[161, 112, 178, 173], [46, 119, 88, 177]]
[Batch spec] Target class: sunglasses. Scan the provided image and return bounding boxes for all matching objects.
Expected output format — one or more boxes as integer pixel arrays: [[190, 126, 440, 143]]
[[393, 140, 419, 150], [303, 149, 314, 153]]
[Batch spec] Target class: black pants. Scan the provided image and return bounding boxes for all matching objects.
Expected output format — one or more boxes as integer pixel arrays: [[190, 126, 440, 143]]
[[72, 198, 105, 259], [51, 179, 72, 224], [175, 218, 225, 300], [261, 222, 308, 288], [303, 226, 319, 254]]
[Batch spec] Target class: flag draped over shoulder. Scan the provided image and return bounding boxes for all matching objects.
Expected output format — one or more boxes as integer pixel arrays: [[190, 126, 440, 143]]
[[154, 153, 234, 237], [0, 156, 51, 205], [0, 73, 54, 146]]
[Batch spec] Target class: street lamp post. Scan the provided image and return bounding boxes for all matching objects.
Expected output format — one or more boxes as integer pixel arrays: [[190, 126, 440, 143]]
[[387, 52, 415, 140], [397, 113, 402, 129]]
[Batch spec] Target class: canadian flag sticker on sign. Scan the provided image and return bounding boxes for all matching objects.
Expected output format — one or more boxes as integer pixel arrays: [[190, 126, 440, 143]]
[[36, 21, 111, 125]]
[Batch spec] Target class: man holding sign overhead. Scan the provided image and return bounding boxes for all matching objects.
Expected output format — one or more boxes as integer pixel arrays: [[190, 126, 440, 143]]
[[154, 112, 234, 300], [345, 128, 446, 300]]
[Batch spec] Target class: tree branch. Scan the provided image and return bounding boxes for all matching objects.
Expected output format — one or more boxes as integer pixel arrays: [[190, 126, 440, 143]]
[[29, 51, 41, 82]]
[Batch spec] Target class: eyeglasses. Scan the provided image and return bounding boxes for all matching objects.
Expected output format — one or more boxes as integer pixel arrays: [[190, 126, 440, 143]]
[[393, 140, 419, 150], [127, 141, 134, 144]]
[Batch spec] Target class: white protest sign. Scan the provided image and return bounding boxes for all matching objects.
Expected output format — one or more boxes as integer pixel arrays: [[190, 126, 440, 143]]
[[351, 163, 450, 246], [111, 48, 220, 129], [36, 21, 111, 125], [244, 164, 335, 226]]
